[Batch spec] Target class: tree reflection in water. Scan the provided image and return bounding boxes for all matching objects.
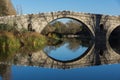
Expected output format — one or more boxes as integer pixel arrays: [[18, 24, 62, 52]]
[[0, 64, 11, 80], [44, 37, 93, 62]]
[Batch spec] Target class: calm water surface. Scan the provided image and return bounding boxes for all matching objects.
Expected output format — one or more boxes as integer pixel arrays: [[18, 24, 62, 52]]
[[0, 37, 120, 80], [0, 64, 120, 80], [44, 38, 91, 62]]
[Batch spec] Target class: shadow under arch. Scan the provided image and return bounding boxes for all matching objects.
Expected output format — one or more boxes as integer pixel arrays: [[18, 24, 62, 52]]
[[106, 24, 120, 41], [108, 25, 120, 54], [41, 17, 95, 39]]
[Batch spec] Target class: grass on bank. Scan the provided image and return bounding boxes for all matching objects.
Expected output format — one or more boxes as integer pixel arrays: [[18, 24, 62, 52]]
[[19, 32, 47, 53], [0, 31, 20, 61], [0, 30, 47, 60]]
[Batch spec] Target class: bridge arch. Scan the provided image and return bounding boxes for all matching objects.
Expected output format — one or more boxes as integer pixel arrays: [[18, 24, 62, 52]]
[[41, 15, 95, 63], [107, 24, 120, 40], [107, 24, 120, 55], [41, 16, 95, 37]]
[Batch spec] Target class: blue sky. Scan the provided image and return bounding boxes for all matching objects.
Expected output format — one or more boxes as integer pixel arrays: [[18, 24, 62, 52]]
[[11, 0, 120, 15]]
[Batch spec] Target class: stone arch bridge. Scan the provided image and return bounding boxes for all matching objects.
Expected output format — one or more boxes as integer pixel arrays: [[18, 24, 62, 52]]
[[0, 11, 120, 38], [0, 11, 120, 69]]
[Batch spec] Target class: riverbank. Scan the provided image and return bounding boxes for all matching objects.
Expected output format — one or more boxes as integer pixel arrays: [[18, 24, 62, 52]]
[[0, 31, 47, 54]]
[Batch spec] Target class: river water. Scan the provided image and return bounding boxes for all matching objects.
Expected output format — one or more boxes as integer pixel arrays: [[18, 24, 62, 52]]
[[0, 36, 120, 80]]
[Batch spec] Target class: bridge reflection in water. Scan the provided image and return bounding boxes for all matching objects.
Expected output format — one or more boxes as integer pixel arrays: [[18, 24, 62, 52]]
[[0, 38, 120, 80], [1, 30, 120, 80], [0, 39, 120, 69], [1, 11, 120, 80]]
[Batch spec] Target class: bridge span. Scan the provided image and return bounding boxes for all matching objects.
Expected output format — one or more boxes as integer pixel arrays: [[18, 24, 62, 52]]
[[0, 11, 120, 69], [0, 11, 120, 38]]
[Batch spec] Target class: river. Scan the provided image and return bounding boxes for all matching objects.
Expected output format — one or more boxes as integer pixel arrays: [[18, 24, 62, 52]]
[[0, 36, 120, 80]]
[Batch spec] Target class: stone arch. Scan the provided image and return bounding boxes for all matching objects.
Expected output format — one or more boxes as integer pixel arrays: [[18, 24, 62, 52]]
[[106, 40, 119, 57], [41, 16, 95, 37], [41, 16, 95, 63], [106, 24, 120, 55], [107, 24, 120, 40]]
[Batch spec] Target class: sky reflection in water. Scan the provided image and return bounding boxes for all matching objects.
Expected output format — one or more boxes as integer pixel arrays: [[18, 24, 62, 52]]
[[10, 64, 120, 80], [44, 43, 88, 61]]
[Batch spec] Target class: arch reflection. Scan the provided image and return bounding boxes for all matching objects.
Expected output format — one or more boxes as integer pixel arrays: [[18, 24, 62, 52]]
[[44, 38, 94, 62]]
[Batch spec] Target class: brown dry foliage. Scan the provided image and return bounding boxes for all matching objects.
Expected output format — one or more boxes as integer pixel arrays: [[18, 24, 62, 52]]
[[0, 0, 16, 16]]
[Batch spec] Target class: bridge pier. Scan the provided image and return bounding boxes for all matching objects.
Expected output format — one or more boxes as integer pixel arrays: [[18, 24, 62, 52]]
[[94, 15, 107, 65]]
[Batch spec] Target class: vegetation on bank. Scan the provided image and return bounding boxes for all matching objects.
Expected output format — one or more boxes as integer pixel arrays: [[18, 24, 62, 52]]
[[0, 31, 20, 61], [18, 32, 47, 53], [41, 20, 83, 35], [0, 29, 47, 62], [41, 19, 92, 39], [0, 24, 47, 54]]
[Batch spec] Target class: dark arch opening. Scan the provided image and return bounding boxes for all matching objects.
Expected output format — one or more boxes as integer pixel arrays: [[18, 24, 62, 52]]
[[100, 24, 104, 31], [109, 25, 120, 54], [28, 23, 32, 31], [42, 17, 94, 62]]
